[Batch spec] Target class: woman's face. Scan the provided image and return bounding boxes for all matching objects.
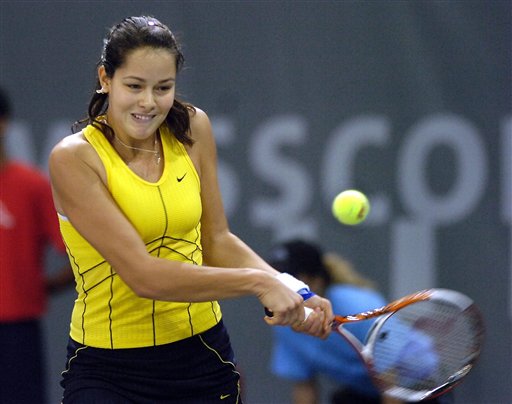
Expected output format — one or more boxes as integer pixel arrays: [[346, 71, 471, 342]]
[[100, 47, 177, 143]]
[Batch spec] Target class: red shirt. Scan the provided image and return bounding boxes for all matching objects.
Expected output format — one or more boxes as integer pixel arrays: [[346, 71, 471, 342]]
[[0, 161, 65, 321]]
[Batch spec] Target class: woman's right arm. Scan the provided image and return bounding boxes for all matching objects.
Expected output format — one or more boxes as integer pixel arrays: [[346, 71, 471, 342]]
[[49, 134, 306, 326]]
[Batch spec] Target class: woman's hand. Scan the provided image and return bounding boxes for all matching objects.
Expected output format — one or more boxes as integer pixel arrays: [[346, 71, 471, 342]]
[[295, 295, 333, 339], [259, 277, 333, 339], [258, 277, 306, 327]]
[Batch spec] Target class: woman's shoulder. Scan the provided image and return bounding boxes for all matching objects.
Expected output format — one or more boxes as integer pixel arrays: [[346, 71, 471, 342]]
[[50, 130, 103, 170], [189, 106, 209, 128], [54, 131, 87, 149], [188, 106, 215, 144]]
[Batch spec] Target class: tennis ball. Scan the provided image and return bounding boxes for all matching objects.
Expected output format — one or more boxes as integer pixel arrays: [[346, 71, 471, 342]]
[[332, 190, 370, 225]]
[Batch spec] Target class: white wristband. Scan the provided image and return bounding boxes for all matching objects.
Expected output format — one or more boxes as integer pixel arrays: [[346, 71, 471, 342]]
[[276, 272, 308, 291], [276, 273, 315, 300]]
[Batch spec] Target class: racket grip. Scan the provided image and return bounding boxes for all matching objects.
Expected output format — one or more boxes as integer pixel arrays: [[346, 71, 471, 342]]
[[264, 306, 314, 319]]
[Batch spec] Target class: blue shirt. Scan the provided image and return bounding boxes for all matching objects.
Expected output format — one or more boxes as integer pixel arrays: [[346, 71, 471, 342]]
[[270, 284, 387, 397]]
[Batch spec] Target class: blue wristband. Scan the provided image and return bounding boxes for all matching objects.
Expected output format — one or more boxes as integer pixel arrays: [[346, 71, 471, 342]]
[[297, 287, 316, 301]]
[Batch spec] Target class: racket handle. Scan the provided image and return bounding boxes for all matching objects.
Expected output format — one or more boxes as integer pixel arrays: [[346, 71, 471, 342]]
[[265, 306, 314, 319]]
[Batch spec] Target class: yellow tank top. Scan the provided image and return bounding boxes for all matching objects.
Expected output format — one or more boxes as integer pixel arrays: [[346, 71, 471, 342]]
[[59, 124, 221, 349]]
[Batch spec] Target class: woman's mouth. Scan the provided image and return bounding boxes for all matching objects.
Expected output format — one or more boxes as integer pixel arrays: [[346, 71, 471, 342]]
[[132, 113, 154, 121]]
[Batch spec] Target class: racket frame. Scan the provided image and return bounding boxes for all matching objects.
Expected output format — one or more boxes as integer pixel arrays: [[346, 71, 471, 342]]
[[329, 288, 484, 402]]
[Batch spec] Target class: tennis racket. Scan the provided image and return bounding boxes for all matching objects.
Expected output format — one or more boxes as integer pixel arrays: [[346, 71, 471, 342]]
[[302, 288, 484, 402]]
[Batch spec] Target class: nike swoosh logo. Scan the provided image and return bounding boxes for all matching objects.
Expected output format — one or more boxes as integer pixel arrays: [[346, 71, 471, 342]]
[[220, 394, 231, 399], [177, 173, 187, 182]]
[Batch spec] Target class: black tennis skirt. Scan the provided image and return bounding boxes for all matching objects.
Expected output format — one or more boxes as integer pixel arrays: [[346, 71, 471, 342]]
[[60, 320, 242, 403]]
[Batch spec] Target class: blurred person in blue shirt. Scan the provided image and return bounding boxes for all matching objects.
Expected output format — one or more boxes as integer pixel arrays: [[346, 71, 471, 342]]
[[268, 239, 387, 404]]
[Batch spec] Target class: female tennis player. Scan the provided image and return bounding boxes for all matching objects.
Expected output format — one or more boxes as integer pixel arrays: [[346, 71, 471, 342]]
[[49, 15, 332, 403]]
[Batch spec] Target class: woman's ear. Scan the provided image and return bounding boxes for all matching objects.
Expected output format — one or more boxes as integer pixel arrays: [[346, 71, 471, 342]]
[[97, 66, 110, 93]]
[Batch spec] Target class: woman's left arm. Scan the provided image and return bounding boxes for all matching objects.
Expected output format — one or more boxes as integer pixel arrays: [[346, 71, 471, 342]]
[[187, 108, 276, 272], [188, 108, 333, 337]]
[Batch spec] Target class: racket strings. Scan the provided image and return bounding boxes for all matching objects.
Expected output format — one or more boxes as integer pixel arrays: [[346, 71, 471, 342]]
[[370, 299, 482, 399]]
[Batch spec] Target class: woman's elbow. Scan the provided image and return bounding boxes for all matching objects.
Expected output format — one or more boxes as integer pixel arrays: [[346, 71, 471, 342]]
[[113, 258, 164, 300], [119, 258, 182, 301], [130, 281, 157, 300]]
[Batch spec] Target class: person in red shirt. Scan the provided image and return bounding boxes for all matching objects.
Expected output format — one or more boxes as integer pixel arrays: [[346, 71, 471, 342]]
[[0, 86, 73, 404]]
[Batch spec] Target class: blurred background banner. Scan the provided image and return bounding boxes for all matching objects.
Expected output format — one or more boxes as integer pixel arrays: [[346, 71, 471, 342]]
[[1, 1, 510, 403]]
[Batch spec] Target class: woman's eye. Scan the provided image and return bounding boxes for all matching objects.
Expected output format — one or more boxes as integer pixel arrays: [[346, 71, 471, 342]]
[[127, 84, 141, 89]]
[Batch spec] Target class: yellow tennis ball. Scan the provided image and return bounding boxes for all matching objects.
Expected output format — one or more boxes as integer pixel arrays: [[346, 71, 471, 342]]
[[332, 190, 370, 225]]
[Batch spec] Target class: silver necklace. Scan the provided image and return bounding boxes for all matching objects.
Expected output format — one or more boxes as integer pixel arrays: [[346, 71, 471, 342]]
[[114, 135, 161, 165]]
